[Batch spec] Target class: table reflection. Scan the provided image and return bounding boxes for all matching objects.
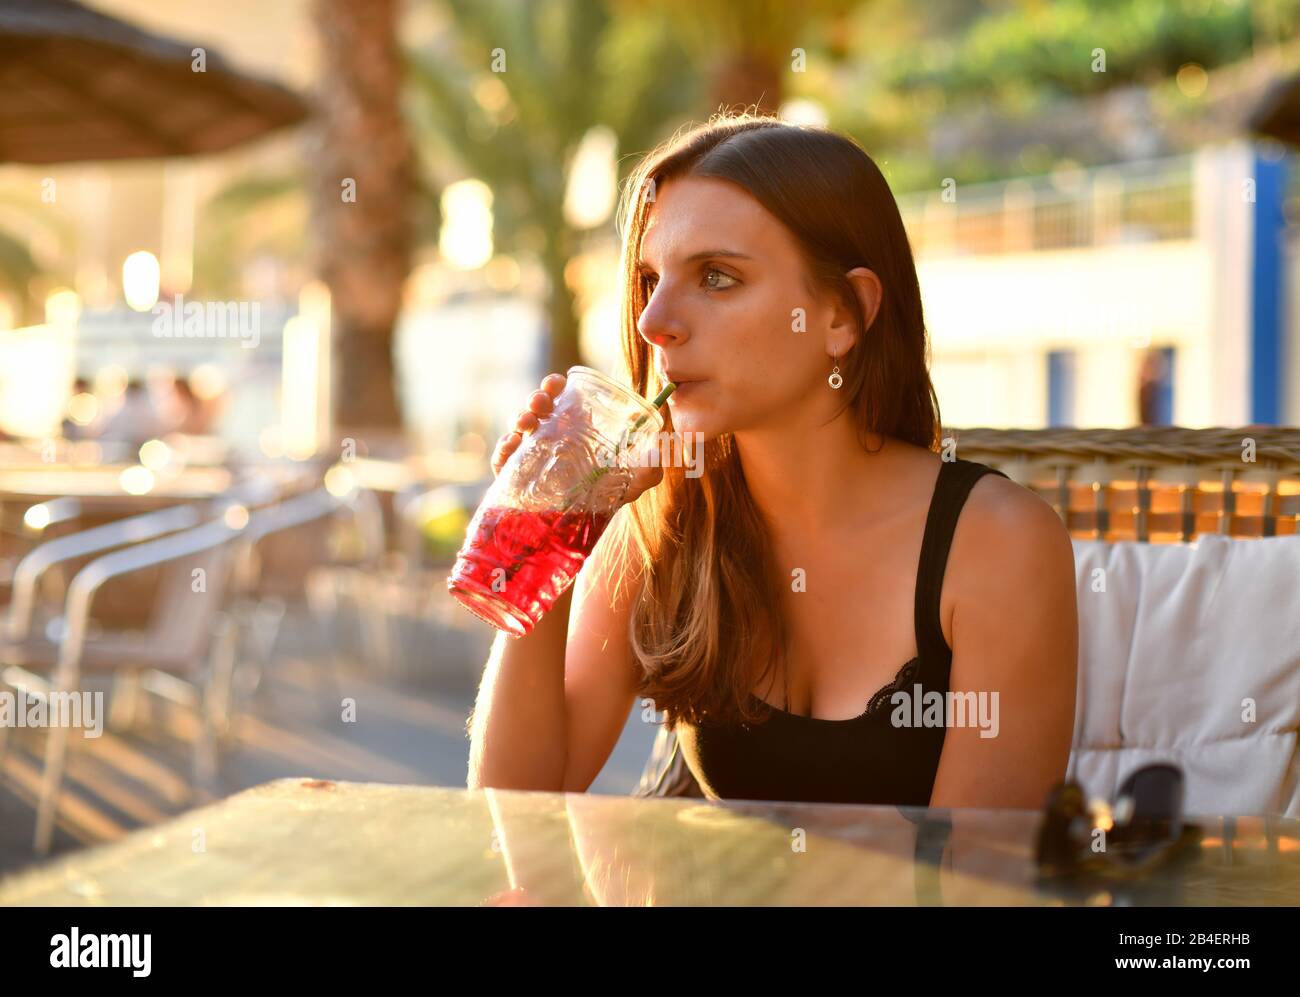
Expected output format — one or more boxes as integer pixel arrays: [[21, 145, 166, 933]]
[[478, 788, 1300, 907], [1, 780, 1296, 906]]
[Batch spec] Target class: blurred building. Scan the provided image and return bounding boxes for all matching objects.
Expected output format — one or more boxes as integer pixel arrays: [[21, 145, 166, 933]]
[[2, 0, 1296, 460], [899, 141, 1298, 429]]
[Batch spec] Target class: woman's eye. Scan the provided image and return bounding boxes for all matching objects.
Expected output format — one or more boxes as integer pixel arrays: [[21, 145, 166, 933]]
[[642, 268, 736, 292], [703, 267, 738, 290]]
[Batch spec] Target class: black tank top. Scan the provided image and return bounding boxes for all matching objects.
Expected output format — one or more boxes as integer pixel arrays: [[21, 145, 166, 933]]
[[673, 456, 1010, 806]]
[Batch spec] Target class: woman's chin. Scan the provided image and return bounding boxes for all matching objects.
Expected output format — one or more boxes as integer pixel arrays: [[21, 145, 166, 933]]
[[666, 411, 709, 438], [666, 383, 712, 423]]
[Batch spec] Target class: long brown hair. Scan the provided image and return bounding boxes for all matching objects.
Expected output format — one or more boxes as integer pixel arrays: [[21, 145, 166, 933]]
[[605, 111, 943, 731]]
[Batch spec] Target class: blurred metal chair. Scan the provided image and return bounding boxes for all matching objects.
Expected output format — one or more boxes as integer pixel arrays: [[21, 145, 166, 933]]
[[1, 474, 276, 634], [3, 503, 201, 646], [1, 475, 281, 726], [225, 483, 383, 716], [297, 478, 389, 670], [0, 515, 245, 854], [0, 497, 84, 606], [339, 478, 491, 687]]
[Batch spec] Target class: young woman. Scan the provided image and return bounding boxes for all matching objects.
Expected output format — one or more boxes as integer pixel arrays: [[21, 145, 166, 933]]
[[467, 113, 1078, 810]]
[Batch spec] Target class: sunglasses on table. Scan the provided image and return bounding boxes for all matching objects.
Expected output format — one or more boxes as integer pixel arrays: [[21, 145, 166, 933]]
[[1035, 763, 1204, 885]]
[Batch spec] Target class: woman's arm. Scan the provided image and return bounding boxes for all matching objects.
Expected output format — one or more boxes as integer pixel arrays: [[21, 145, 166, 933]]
[[928, 478, 1079, 810], [466, 372, 656, 793], [466, 585, 575, 792], [466, 513, 644, 793]]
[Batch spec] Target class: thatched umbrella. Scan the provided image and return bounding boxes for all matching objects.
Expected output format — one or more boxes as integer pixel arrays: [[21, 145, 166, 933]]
[[0, 0, 308, 163]]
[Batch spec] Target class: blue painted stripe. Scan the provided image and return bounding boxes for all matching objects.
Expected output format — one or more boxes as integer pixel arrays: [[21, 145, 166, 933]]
[[1250, 148, 1288, 424], [1047, 350, 1075, 427]]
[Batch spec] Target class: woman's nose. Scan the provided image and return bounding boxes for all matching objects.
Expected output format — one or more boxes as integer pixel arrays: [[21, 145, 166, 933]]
[[637, 285, 688, 348]]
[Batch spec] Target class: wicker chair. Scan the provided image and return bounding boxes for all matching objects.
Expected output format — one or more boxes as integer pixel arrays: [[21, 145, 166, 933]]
[[633, 424, 1300, 802]]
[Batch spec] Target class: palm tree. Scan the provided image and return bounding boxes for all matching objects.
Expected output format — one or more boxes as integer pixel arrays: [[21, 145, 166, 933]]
[[0, 227, 43, 325], [408, 0, 866, 375], [650, 0, 861, 114], [407, 0, 698, 375], [0, 190, 74, 326], [310, 0, 417, 436], [192, 172, 308, 299]]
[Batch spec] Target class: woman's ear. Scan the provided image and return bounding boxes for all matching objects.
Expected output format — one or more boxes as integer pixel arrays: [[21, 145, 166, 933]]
[[845, 267, 883, 332], [826, 267, 883, 355]]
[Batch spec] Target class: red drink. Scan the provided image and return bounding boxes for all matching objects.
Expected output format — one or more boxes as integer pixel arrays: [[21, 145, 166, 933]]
[[446, 366, 666, 636], [447, 504, 614, 636]]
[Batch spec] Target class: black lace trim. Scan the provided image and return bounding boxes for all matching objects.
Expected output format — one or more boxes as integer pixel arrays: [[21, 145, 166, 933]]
[[747, 655, 923, 724], [863, 656, 921, 718]]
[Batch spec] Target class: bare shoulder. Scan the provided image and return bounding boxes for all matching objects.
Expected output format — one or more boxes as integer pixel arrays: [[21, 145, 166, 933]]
[[949, 465, 1077, 602], [929, 463, 1080, 807], [964, 465, 1067, 535]]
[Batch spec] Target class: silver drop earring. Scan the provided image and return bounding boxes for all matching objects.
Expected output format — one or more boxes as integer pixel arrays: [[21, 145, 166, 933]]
[[828, 350, 843, 390]]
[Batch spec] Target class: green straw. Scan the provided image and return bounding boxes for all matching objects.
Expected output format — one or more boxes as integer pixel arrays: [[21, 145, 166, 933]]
[[625, 382, 677, 441], [561, 382, 676, 508]]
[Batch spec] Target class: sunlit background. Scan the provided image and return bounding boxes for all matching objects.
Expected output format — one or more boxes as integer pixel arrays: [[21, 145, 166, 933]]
[[0, 0, 1297, 465]]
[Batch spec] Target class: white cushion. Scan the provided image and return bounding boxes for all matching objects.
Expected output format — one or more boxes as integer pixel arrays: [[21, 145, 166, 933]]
[[1068, 534, 1300, 817]]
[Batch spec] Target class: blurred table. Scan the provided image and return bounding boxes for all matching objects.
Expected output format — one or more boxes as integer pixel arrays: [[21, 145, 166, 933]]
[[0, 465, 232, 502], [1, 779, 1297, 906]]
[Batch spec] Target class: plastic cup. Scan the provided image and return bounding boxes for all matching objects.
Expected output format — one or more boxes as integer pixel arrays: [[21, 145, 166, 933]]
[[446, 366, 666, 636]]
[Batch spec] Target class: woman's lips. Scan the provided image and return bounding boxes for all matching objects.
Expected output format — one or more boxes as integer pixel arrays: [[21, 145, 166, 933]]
[[668, 379, 706, 402]]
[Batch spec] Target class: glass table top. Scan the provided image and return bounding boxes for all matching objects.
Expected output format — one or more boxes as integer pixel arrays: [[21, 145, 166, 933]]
[[1, 779, 1296, 906]]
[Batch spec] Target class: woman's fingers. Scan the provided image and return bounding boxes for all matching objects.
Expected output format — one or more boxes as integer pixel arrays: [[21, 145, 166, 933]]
[[617, 435, 670, 506], [490, 374, 567, 479], [491, 431, 521, 477], [622, 462, 664, 506]]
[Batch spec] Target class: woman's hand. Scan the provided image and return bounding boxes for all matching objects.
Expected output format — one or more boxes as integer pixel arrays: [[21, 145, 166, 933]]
[[491, 373, 665, 506]]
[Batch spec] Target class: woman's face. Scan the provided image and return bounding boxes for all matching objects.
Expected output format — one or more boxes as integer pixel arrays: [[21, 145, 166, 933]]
[[635, 174, 855, 441]]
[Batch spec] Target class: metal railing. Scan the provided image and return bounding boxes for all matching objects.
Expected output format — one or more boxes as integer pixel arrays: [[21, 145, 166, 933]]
[[896, 154, 1197, 256]]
